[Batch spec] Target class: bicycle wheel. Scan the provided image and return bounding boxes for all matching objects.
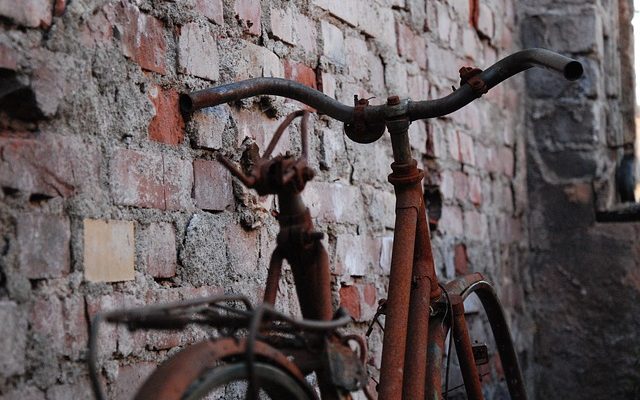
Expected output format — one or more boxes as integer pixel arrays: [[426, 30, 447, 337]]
[[181, 361, 313, 400], [134, 338, 317, 400], [432, 274, 526, 400]]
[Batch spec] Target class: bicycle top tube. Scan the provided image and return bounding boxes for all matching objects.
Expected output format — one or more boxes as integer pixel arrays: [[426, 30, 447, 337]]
[[180, 48, 583, 124]]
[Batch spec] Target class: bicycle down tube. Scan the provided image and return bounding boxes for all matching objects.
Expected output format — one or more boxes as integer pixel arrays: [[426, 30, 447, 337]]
[[179, 48, 583, 400]]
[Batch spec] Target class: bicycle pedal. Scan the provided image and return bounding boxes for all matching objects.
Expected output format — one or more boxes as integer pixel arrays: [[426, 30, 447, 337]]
[[472, 344, 489, 366]]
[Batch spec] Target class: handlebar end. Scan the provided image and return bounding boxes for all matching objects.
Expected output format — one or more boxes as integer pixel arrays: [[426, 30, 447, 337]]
[[564, 60, 583, 81]]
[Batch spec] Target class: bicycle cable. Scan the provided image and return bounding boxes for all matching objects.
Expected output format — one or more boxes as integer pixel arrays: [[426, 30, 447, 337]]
[[438, 282, 454, 400]]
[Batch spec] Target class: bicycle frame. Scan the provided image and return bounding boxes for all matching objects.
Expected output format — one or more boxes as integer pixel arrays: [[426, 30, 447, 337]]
[[89, 48, 582, 400]]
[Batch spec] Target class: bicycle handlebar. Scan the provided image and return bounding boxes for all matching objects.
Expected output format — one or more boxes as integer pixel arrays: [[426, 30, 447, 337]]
[[180, 48, 582, 124]]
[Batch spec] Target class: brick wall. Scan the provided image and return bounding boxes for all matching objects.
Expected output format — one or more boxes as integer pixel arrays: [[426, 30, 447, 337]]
[[0, 0, 596, 398]]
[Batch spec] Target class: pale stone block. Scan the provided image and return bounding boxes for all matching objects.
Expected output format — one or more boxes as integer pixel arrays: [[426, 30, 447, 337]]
[[84, 219, 135, 282]]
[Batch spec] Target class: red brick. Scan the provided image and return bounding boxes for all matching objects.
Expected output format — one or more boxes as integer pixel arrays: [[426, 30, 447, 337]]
[[148, 86, 184, 145], [195, 0, 223, 25], [270, 7, 294, 44], [110, 149, 193, 210], [0, 135, 100, 199], [363, 283, 376, 307], [454, 243, 468, 275], [113, 362, 157, 400], [140, 222, 177, 278], [117, 2, 167, 74], [29, 296, 64, 352], [193, 159, 234, 211], [0, 0, 52, 28], [17, 214, 70, 279], [284, 60, 317, 89], [234, 0, 261, 36], [339, 285, 361, 320], [178, 22, 220, 81]]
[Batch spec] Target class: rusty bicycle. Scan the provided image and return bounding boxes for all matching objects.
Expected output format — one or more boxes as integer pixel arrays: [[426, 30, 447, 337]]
[[88, 48, 583, 400]]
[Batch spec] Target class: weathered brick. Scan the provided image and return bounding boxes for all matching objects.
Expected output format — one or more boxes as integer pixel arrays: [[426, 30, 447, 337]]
[[469, 174, 482, 205], [140, 222, 177, 278], [0, 133, 101, 198], [117, 2, 167, 74], [453, 171, 469, 202], [439, 206, 464, 236], [335, 234, 380, 276], [190, 104, 229, 150], [0, 0, 52, 28], [0, 301, 27, 377], [319, 71, 336, 98], [463, 210, 487, 240], [195, 0, 223, 25], [79, 6, 114, 48], [29, 296, 64, 352], [521, 10, 602, 54], [17, 213, 70, 279], [303, 181, 363, 225], [476, 3, 494, 39], [339, 285, 361, 320], [358, 4, 396, 50], [113, 362, 157, 400], [457, 131, 476, 166], [86, 293, 121, 358], [270, 7, 294, 45], [110, 148, 193, 210], [164, 155, 194, 210], [313, 0, 358, 26], [193, 159, 234, 211], [293, 13, 317, 54], [148, 86, 185, 145], [234, 0, 261, 36], [110, 148, 164, 209], [178, 22, 219, 81], [379, 236, 393, 274], [62, 296, 88, 358], [83, 219, 135, 282], [231, 108, 283, 153], [228, 40, 283, 79], [320, 21, 345, 65], [498, 146, 514, 177]]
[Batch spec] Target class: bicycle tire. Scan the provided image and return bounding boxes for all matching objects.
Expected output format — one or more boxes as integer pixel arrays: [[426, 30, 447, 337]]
[[437, 276, 527, 400], [134, 338, 317, 400], [181, 361, 313, 400]]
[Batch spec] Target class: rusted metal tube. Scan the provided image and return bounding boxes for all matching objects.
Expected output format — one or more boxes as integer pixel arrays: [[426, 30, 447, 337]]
[[451, 295, 484, 400], [263, 248, 284, 306], [377, 206, 418, 400], [180, 78, 358, 122], [402, 200, 439, 399], [408, 48, 582, 120]]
